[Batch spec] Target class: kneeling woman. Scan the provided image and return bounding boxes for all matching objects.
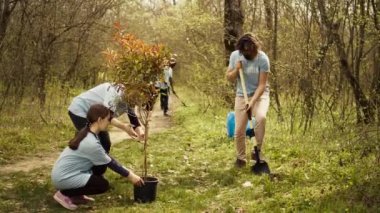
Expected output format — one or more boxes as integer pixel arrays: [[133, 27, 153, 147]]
[[51, 104, 144, 210]]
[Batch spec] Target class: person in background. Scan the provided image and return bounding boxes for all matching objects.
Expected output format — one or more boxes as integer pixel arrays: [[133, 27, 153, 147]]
[[225, 33, 270, 168], [52, 104, 144, 210], [157, 58, 176, 116]]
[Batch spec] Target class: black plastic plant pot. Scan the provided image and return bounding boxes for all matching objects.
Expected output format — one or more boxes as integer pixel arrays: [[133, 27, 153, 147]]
[[133, 176, 159, 203]]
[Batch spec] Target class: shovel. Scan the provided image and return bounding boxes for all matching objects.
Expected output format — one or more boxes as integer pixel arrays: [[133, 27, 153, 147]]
[[238, 67, 270, 175], [173, 92, 188, 107]]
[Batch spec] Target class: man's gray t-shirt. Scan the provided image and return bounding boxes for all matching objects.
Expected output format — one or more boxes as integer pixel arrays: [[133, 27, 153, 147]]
[[228, 50, 270, 97], [51, 133, 112, 190]]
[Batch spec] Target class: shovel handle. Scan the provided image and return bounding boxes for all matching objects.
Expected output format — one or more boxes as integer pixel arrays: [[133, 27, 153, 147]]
[[238, 69, 255, 129], [254, 146, 261, 162], [174, 93, 187, 107]]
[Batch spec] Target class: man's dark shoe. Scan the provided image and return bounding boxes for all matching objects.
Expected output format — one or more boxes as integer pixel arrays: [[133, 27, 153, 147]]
[[234, 159, 246, 168]]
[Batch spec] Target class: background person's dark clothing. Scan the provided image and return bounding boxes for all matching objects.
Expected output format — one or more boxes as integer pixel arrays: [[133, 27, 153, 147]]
[[160, 88, 169, 114]]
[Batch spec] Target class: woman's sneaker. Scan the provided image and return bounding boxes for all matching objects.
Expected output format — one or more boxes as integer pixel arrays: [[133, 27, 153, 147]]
[[53, 191, 78, 210], [72, 195, 95, 205]]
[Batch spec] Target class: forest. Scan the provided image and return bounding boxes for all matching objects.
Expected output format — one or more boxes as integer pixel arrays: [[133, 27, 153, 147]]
[[0, 0, 379, 212]]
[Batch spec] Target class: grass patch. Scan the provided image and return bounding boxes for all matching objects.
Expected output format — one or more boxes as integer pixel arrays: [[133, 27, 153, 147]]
[[0, 103, 74, 165], [0, 87, 379, 212]]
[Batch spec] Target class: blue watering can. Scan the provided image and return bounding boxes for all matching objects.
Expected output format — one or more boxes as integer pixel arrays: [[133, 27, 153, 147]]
[[226, 111, 255, 138]]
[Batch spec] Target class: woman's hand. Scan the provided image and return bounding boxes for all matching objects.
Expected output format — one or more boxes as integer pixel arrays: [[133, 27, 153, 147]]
[[134, 126, 145, 141], [127, 171, 144, 186], [123, 124, 138, 139]]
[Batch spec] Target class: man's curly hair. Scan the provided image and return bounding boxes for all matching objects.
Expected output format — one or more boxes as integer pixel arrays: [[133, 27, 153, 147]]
[[235, 33, 262, 54]]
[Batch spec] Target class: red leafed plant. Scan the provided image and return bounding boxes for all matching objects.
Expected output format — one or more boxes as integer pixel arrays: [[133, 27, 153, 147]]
[[104, 22, 168, 178]]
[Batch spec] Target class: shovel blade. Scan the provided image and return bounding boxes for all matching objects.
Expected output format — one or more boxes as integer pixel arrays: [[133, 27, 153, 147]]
[[252, 161, 271, 175]]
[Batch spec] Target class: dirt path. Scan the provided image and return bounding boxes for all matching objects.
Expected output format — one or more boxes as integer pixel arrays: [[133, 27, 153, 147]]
[[0, 97, 177, 175]]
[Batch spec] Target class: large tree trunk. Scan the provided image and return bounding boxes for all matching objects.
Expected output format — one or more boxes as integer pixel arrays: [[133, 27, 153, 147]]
[[223, 0, 244, 65]]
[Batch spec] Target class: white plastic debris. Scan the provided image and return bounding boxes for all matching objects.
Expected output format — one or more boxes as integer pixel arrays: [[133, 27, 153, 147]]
[[242, 181, 253, 188]]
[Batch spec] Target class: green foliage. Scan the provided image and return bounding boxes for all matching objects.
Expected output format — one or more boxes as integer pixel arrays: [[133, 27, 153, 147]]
[[153, 5, 235, 106], [0, 0, 116, 109], [117, 4, 234, 107]]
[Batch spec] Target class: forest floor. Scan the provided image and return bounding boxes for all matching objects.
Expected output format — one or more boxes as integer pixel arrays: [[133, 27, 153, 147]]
[[0, 88, 379, 212]]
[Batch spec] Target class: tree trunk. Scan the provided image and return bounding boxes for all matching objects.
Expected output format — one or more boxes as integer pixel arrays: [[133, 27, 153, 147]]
[[265, 0, 283, 121], [143, 121, 149, 178], [263, 0, 273, 43], [0, 81, 12, 112], [223, 0, 244, 65], [64, 37, 83, 84], [0, 0, 11, 44], [370, 0, 380, 122], [36, 29, 54, 109], [37, 65, 47, 109], [333, 30, 374, 124], [0, 0, 18, 52], [371, 45, 380, 122], [317, 0, 374, 124]]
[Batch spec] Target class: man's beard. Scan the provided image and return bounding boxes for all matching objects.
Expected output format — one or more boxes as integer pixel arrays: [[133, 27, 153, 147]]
[[243, 54, 254, 60]]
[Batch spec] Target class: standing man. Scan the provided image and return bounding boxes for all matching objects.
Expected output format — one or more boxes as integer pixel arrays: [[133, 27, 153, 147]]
[[226, 33, 270, 168]]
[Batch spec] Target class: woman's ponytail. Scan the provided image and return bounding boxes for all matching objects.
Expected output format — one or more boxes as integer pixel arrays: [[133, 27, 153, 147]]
[[68, 123, 90, 150]]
